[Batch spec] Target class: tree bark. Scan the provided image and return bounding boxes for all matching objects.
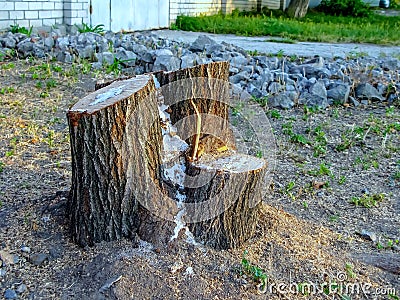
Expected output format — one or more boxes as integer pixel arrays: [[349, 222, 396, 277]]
[[156, 61, 236, 155], [67, 75, 162, 247], [185, 153, 267, 249], [286, 0, 310, 18], [67, 62, 269, 250], [155, 62, 268, 249]]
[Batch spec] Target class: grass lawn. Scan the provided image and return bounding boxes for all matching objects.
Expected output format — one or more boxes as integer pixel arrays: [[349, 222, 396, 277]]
[[173, 10, 400, 45]]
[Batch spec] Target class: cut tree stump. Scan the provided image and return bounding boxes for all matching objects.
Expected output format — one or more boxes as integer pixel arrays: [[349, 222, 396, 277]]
[[67, 75, 163, 247], [67, 62, 268, 249], [184, 154, 267, 249]]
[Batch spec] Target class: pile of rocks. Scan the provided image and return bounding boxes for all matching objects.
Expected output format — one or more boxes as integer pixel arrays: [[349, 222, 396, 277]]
[[0, 29, 399, 109]]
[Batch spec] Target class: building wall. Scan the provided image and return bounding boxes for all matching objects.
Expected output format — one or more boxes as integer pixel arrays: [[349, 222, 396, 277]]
[[170, 0, 222, 22], [170, 0, 261, 23], [1, 0, 380, 32], [0, 0, 88, 31], [63, 0, 88, 26]]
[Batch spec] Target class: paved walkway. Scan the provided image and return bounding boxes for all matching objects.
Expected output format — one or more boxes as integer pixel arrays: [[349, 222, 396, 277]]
[[152, 29, 400, 59]]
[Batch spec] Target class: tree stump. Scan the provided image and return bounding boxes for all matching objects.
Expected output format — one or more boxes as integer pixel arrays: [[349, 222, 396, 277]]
[[67, 75, 163, 247], [67, 62, 268, 249], [184, 154, 267, 249]]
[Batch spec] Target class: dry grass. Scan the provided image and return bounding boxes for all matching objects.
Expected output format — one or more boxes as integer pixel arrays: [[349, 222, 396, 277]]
[[0, 58, 399, 299]]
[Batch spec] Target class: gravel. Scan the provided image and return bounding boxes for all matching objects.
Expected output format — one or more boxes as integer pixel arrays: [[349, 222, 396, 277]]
[[0, 29, 399, 110]]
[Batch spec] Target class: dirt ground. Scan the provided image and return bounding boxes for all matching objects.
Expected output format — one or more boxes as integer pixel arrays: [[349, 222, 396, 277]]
[[0, 57, 399, 300]]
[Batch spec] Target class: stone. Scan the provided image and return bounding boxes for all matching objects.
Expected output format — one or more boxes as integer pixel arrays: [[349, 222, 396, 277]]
[[21, 246, 31, 253], [308, 77, 317, 84], [355, 83, 384, 101], [381, 58, 400, 71], [229, 67, 239, 74], [0, 268, 6, 277], [1, 37, 16, 49], [229, 55, 248, 69], [30, 253, 49, 266], [134, 65, 145, 75], [141, 51, 154, 63], [302, 56, 324, 68], [360, 230, 377, 242], [285, 84, 296, 91], [268, 82, 283, 94], [77, 45, 94, 59], [198, 57, 213, 65], [104, 31, 115, 41], [361, 99, 369, 105], [33, 44, 46, 58], [95, 52, 115, 65], [51, 28, 64, 38], [153, 55, 181, 71], [43, 36, 54, 49], [115, 48, 137, 66], [242, 65, 255, 74], [327, 83, 350, 104], [131, 44, 148, 56], [268, 93, 295, 109], [299, 92, 329, 109], [0, 250, 17, 266], [205, 43, 225, 54], [376, 82, 386, 95], [388, 93, 399, 105], [0, 28, 395, 114], [251, 76, 265, 89], [274, 72, 295, 85], [229, 71, 249, 84], [371, 69, 383, 77], [16, 284, 27, 294], [91, 62, 103, 70], [315, 68, 332, 78], [56, 36, 69, 51], [353, 253, 400, 275], [4, 289, 17, 300], [17, 39, 34, 56], [189, 35, 216, 52], [212, 57, 226, 62], [180, 53, 199, 69], [310, 81, 327, 99], [261, 69, 274, 84], [155, 48, 174, 56], [247, 84, 265, 98], [349, 96, 360, 107], [211, 51, 231, 61], [253, 56, 269, 68]]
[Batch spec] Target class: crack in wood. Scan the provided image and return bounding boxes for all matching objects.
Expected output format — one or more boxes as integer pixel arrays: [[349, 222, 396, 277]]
[[67, 62, 268, 250]]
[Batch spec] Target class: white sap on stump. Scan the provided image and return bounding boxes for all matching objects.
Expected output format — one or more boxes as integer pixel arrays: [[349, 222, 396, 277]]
[[67, 62, 268, 250]]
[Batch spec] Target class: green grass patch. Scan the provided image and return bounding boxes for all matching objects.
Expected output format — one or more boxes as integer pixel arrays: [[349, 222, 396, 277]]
[[264, 38, 297, 44], [351, 193, 385, 208], [173, 10, 400, 45], [241, 250, 267, 289]]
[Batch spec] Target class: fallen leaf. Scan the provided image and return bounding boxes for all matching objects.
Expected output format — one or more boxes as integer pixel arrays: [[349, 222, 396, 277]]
[[313, 181, 326, 189]]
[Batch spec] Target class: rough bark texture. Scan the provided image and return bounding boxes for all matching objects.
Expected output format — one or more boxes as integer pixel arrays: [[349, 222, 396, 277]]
[[156, 61, 236, 154], [185, 154, 267, 249], [67, 62, 268, 250], [67, 75, 162, 247], [156, 62, 268, 249], [286, 0, 309, 18]]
